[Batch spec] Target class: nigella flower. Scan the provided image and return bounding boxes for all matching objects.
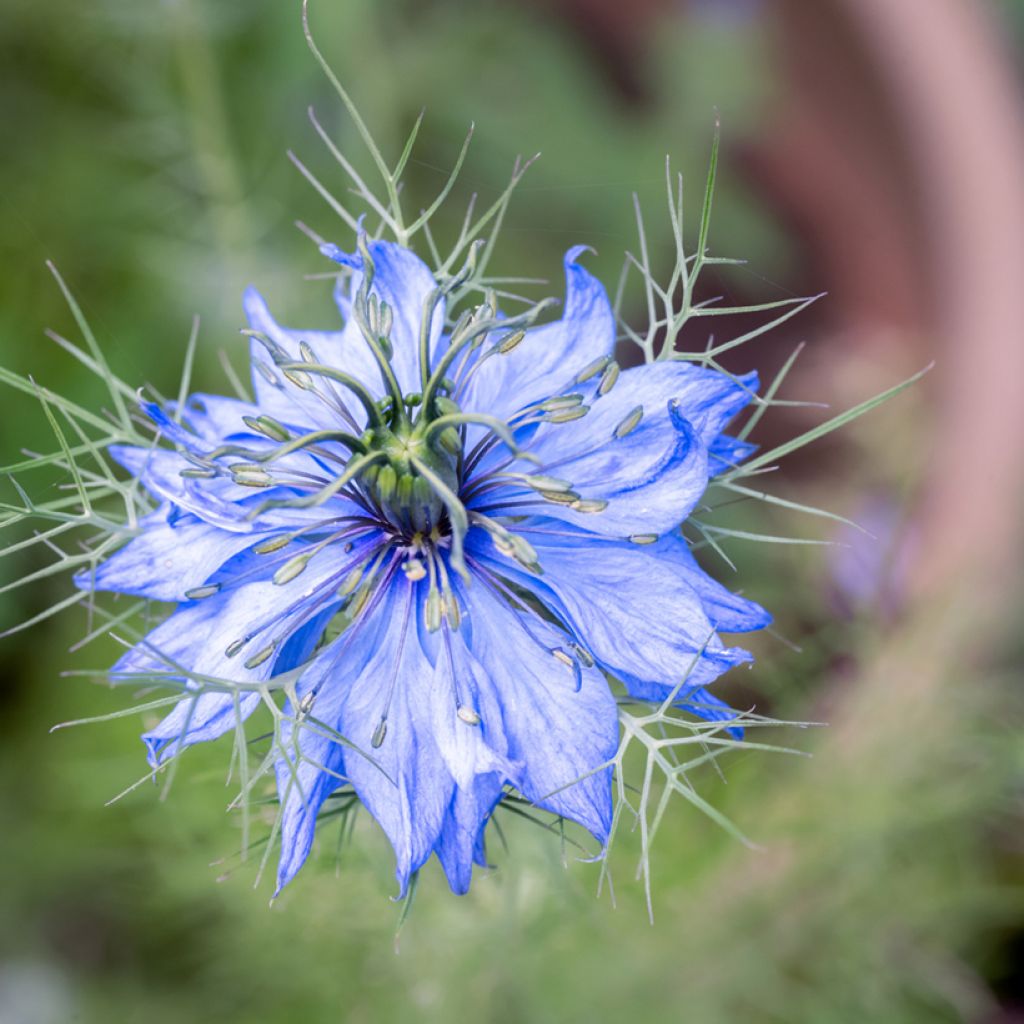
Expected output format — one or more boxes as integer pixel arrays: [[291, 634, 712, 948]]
[[80, 236, 769, 895]]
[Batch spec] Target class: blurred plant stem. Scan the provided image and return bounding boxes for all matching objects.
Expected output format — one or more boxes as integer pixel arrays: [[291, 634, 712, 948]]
[[170, 0, 251, 258]]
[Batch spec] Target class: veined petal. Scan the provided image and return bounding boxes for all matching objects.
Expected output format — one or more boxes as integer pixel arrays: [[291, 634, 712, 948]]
[[242, 287, 377, 432], [75, 505, 260, 602], [142, 690, 260, 768], [460, 247, 614, 420], [109, 445, 257, 533], [276, 583, 453, 895], [649, 529, 772, 633], [455, 581, 617, 844], [468, 521, 751, 703]]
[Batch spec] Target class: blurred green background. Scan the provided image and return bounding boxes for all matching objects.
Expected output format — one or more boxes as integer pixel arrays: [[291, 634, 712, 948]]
[[1, 1, 1022, 1022]]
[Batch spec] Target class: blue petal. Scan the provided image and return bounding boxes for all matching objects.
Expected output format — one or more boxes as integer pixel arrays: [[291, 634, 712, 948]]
[[257, 238, 445, 414], [708, 433, 757, 475], [471, 362, 758, 538], [648, 529, 772, 633], [118, 546, 368, 764], [455, 580, 618, 845], [275, 584, 456, 895], [242, 286, 377, 433], [460, 247, 615, 421], [109, 445, 256, 533], [75, 505, 259, 602], [468, 520, 751, 704]]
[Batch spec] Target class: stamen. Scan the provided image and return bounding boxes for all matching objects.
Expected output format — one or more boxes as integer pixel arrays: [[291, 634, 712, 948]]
[[543, 405, 589, 424], [570, 499, 607, 514], [539, 489, 581, 505], [402, 558, 426, 581], [244, 642, 277, 670], [243, 415, 290, 442], [575, 355, 610, 383], [629, 533, 659, 545], [613, 405, 644, 439], [254, 534, 293, 555], [456, 706, 481, 726], [496, 329, 525, 354], [598, 360, 620, 395], [273, 552, 312, 586], [231, 468, 274, 488], [551, 648, 574, 668], [183, 584, 220, 600], [371, 718, 388, 749]]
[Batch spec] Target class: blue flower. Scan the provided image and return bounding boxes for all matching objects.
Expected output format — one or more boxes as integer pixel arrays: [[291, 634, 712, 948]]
[[79, 238, 769, 895]]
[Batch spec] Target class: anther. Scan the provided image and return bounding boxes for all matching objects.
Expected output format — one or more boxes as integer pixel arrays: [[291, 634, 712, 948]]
[[576, 355, 610, 383], [298, 341, 318, 364], [629, 533, 659, 545], [298, 692, 316, 715], [571, 499, 608, 513], [225, 638, 247, 658], [457, 706, 481, 726], [273, 553, 311, 586], [524, 474, 575, 493], [402, 559, 426, 581], [180, 467, 217, 479], [231, 469, 274, 488], [253, 358, 282, 388], [243, 415, 290, 442], [598, 361, 619, 395], [539, 394, 584, 412], [337, 567, 364, 597], [347, 586, 371, 619], [425, 590, 442, 633], [613, 405, 644, 439], [244, 642, 276, 670], [254, 534, 292, 555], [183, 584, 220, 600], [371, 718, 388, 749], [570, 643, 594, 668], [551, 648, 574, 668], [539, 490, 581, 505], [496, 330, 526, 354], [544, 405, 589, 424], [444, 596, 461, 631]]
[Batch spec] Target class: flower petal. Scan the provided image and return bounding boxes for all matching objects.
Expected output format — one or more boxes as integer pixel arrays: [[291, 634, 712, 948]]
[[319, 238, 446, 396], [468, 521, 752, 705], [460, 246, 614, 420], [276, 584, 454, 895], [75, 505, 259, 603], [647, 529, 772, 633], [455, 580, 618, 844]]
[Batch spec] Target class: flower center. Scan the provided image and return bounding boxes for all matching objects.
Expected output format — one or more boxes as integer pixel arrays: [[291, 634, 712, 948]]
[[359, 417, 460, 536]]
